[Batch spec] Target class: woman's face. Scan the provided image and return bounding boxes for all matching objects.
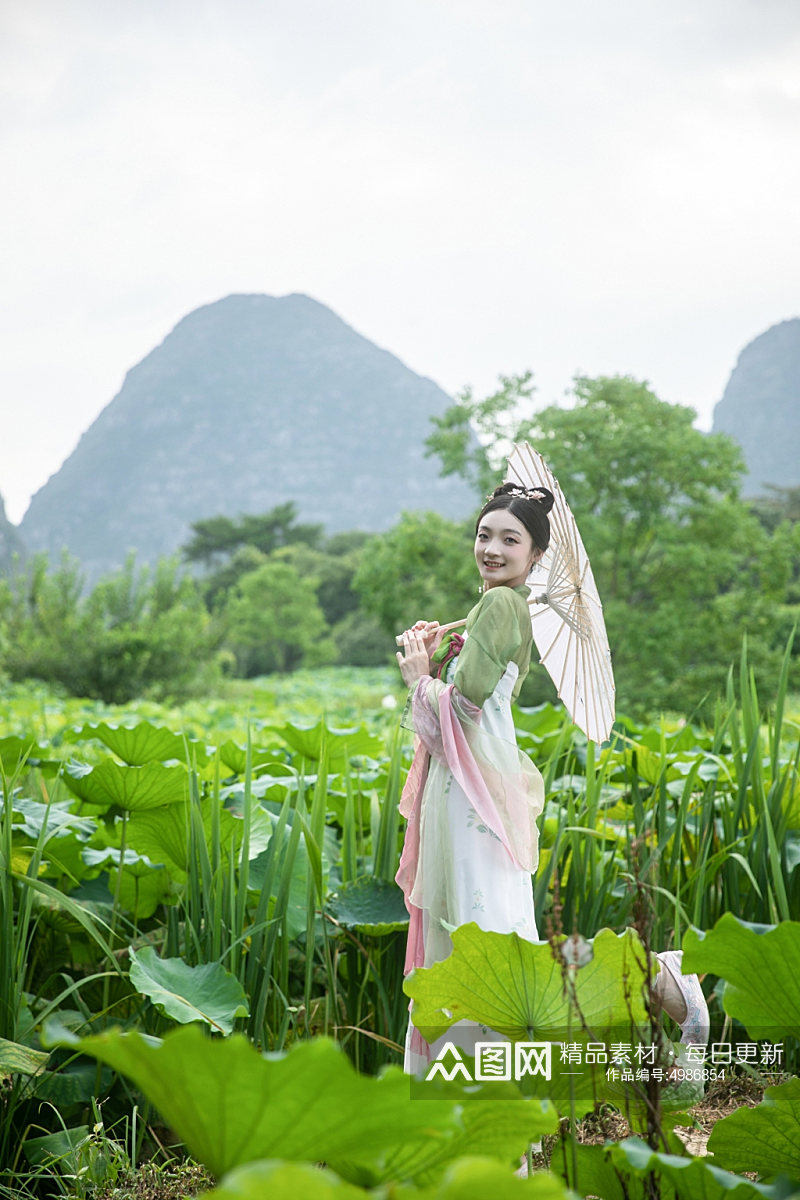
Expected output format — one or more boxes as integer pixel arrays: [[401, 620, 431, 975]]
[[474, 508, 541, 590]]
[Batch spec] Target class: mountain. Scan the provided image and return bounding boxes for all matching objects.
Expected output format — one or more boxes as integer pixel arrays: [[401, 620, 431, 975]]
[[0, 493, 25, 574], [20, 294, 474, 581], [712, 318, 800, 496]]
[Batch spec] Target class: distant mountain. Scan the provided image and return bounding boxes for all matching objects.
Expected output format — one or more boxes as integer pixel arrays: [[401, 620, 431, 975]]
[[0, 493, 24, 575], [712, 318, 800, 496], [20, 294, 474, 581]]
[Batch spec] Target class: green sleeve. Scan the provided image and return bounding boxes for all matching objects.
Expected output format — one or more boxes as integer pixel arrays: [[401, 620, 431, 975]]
[[452, 586, 532, 707]]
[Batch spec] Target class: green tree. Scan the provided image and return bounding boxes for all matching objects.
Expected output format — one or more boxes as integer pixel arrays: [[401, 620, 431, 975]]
[[0, 554, 218, 702], [353, 512, 478, 637], [224, 560, 335, 676], [427, 373, 800, 714], [183, 503, 324, 569], [424, 372, 538, 499]]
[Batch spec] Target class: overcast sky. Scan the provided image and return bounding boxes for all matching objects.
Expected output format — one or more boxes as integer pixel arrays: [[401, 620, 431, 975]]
[[2, 0, 799, 524]]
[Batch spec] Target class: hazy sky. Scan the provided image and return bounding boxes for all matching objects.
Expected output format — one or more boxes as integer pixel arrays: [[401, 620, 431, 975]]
[[2, 0, 799, 524]]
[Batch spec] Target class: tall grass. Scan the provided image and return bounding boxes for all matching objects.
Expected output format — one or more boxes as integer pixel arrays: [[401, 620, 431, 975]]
[[535, 630, 799, 945]]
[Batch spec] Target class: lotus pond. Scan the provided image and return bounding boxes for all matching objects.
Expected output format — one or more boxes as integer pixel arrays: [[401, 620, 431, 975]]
[[2, 655, 800, 1198]]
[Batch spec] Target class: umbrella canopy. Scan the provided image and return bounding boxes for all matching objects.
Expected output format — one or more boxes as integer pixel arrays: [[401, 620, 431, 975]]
[[506, 442, 615, 744]]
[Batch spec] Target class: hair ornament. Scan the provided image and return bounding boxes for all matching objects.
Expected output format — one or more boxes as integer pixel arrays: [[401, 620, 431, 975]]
[[488, 482, 550, 504]]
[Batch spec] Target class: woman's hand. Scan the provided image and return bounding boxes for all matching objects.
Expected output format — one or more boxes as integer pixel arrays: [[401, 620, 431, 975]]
[[396, 628, 434, 687], [396, 620, 441, 654]]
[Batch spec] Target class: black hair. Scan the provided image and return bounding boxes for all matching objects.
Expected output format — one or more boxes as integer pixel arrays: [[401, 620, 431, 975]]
[[475, 482, 554, 553]]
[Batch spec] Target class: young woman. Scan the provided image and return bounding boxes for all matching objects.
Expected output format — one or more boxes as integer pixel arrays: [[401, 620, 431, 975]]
[[395, 482, 551, 1073], [395, 482, 708, 1075]]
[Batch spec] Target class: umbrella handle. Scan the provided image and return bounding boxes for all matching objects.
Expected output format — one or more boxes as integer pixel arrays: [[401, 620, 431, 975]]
[[394, 617, 467, 647]]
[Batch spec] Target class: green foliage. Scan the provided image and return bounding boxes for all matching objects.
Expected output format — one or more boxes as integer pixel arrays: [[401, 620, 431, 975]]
[[0, 554, 218, 703], [708, 1077, 800, 1179], [224, 559, 336, 675], [183, 504, 324, 566], [55, 1025, 560, 1190], [406, 925, 647, 1045], [426, 372, 800, 715], [128, 947, 249, 1033], [353, 511, 477, 635], [683, 915, 800, 1041], [558, 1135, 785, 1200], [2, 666, 800, 1192], [425, 372, 538, 499]]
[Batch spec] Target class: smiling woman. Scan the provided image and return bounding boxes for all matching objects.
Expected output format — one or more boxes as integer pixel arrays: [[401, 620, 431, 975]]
[[394, 481, 554, 1074]]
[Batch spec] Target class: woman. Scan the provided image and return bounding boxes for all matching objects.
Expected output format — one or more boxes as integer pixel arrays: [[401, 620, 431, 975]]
[[395, 482, 551, 1073], [395, 482, 708, 1075]]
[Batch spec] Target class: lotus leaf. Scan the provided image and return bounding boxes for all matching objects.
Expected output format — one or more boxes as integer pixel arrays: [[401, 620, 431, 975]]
[[269, 719, 383, 763], [0, 734, 60, 776], [126, 798, 270, 876], [407, 1156, 575, 1198], [405, 926, 650, 1116], [683, 913, 800, 1040], [63, 759, 189, 810], [210, 1155, 571, 1199], [205, 1160, 367, 1200], [128, 947, 249, 1034], [218, 741, 287, 775], [327, 877, 409, 935], [341, 1094, 558, 1188], [57, 1026, 460, 1179], [405, 925, 648, 1043], [10, 797, 95, 842], [67, 720, 209, 766], [560, 1135, 786, 1200], [23, 1126, 90, 1168], [111, 860, 172, 920], [0, 1036, 49, 1079], [707, 1077, 800, 1180]]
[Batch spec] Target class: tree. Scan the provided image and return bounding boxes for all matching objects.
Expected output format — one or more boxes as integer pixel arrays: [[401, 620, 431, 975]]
[[426, 373, 799, 715], [223, 560, 335, 676], [424, 372, 538, 499], [353, 512, 478, 637], [0, 554, 218, 702], [182, 503, 323, 569]]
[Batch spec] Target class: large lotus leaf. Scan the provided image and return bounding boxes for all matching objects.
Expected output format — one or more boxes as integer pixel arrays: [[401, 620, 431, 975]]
[[206, 1161, 367, 1200], [707, 1077, 800, 1179], [683, 914, 800, 1040], [11, 797, 96, 843], [338, 1095, 558, 1188], [269, 719, 383, 763], [407, 1157, 575, 1199], [327, 877, 409, 935], [218, 742, 288, 776], [63, 760, 188, 810], [0, 1036, 49, 1079], [405, 926, 648, 1116], [112, 861, 172, 920], [126, 797, 270, 877], [0, 734, 61, 776], [210, 1156, 571, 1200], [67, 720, 209, 766], [559, 1135, 785, 1200], [128, 947, 249, 1034], [57, 1026, 459, 1179], [406, 925, 648, 1043]]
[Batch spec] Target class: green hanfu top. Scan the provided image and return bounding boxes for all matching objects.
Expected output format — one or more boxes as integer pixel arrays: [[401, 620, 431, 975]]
[[452, 584, 533, 708]]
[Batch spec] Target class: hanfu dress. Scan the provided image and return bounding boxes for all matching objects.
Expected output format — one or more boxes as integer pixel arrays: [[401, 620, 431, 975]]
[[396, 583, 545, 1075]]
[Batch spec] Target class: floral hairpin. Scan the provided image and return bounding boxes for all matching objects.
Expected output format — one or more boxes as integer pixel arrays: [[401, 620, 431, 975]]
[[508, 485, 547, 502]]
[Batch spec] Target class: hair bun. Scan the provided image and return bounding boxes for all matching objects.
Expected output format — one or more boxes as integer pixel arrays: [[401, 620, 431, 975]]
[[493, 481, 555, 514]]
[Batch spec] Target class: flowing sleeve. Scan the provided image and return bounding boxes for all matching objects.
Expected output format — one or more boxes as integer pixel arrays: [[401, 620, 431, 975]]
[[453, 586, 532, 706]]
